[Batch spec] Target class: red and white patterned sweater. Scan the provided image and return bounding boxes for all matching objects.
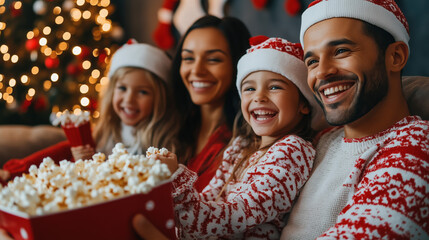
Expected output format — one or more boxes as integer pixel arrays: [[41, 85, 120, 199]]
[[282, 116, 429, 239], [171, 135, 315, 239]]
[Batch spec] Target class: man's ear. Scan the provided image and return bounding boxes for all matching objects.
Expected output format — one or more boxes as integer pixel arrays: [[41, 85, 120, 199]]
[[385, 41, 408, 72]]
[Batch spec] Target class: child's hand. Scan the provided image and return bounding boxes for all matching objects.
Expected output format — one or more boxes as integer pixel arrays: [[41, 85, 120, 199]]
[[0, 169, 10, 182], [70, 145, 95, 160], [150, 152, 178, 174], [0, 228, 14, 240]]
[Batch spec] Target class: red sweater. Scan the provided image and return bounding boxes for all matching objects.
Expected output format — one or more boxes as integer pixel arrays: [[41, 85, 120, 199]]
[[186, 124, 232, 192]]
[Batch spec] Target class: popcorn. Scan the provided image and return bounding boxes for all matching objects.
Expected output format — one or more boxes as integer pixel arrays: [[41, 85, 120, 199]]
[[52, 109, 95, 148], [146, 146, 169, 158], [0, 143, 172, 216], [52, 110, 90, 128]]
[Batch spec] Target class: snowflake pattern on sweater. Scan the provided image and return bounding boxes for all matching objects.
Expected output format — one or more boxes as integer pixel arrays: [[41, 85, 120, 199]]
[[282, 116, 429, 240], [171, 135, 315, 239]]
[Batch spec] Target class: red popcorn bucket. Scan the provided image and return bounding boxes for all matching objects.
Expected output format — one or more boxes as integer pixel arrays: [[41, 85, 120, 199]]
[[0, 180, 177, 240], [61, 121, 95, 148]]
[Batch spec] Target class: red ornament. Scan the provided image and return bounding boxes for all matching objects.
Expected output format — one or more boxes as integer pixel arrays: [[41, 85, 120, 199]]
[[66, 63, 83, 76], [251, 0, 269, 9], [98, 52, 107, 65], [45, 57, 60, 69], [25, 38, 40, 51], [78, 46, 91, 61], [88, 98, 98, 112], [11, 3, 22, 17], [20, 99, 32, 113], [285, 0, 301, 16], [34, 96, 48, 111]]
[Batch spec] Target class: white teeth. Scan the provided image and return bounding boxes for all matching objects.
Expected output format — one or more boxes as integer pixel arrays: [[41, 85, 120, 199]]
[[191, 82, 212, 88], [323, 85, 351, 96], [253, 110, 275, 115], [256, 117, 270, 121], [123, 108, 137, 115]]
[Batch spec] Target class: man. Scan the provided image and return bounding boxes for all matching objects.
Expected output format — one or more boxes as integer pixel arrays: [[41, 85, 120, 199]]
[[281, 0, 429, 239]]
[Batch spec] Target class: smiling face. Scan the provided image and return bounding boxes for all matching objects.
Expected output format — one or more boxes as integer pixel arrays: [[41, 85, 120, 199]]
[[303, 18, 389, 126], [112, 69, 154, 126], [241, 71, 309, 147], [179, 27, 233, 107]]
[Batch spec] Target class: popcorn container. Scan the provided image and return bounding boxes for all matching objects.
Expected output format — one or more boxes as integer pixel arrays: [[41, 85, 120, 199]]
[[61, 121, 96, 148], [0, 180, 177, 240]]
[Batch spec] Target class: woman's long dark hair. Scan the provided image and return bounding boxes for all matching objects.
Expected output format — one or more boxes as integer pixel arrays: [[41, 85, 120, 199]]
[[171, 15, 251, 164]]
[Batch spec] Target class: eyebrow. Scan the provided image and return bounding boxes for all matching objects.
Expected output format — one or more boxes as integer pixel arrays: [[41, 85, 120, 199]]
[[182, 49, 228, 55], [303, 38, 356, 61], [241, 78, 289, 87]]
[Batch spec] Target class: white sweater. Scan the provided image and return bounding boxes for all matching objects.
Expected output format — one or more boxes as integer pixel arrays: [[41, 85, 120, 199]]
[[281, 116, 429, 239]]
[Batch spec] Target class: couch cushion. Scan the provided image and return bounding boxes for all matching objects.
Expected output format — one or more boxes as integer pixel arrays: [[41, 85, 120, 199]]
[[0, 125, 66, 167], [403, 76, 429, 121]]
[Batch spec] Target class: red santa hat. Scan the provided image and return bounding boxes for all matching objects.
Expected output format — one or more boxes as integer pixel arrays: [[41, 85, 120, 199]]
[[300, 0, 410, 51], [236, 36, 326, 131], [108, 39, 171, 82]]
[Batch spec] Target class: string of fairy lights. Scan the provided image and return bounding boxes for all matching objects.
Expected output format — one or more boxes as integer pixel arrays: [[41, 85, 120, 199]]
[[0, 0, 123, 121]]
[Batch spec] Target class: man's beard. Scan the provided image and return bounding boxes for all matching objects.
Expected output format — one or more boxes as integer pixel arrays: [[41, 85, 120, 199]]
[[317, 55, 389, 126]]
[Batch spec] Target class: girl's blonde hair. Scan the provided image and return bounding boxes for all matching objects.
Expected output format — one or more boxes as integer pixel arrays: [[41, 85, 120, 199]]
[[93, 67, 179, 154]]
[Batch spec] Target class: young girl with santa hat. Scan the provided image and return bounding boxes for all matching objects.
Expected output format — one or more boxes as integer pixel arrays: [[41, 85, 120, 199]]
[[0, 40, 178, 182], [145, 36, 326, 239]]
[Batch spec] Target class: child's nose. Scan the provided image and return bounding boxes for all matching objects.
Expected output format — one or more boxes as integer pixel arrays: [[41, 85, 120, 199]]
[[253, 90, 268, 102], [124, 91, 135, 103]]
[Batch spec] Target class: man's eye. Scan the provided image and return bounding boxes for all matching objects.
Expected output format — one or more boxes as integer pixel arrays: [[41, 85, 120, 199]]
[[335, 48, 349, 55]]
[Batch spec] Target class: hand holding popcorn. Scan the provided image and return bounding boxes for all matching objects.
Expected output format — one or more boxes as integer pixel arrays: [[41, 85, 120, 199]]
[[146, 147, 178, 174], [52, 110, 95, 148]]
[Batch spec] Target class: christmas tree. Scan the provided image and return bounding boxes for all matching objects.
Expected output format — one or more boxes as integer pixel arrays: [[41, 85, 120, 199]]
[[0, 0, 124, 125]]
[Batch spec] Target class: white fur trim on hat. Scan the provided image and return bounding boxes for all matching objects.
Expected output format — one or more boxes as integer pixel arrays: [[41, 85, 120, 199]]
[[236, 41, 326, 131], [300, 0, 410, 52], [108, 41, 171, 82]]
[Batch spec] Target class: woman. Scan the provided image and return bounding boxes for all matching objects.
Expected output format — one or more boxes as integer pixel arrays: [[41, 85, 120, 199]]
[[171, 15, 251, 191]]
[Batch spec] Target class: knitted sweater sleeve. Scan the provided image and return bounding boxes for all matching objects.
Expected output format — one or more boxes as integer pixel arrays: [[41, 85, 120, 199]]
[[317, 122, 429, 239], [172, 135, 315, 239]]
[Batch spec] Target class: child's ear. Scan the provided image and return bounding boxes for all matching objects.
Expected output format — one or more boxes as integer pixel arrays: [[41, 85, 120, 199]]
[[300, 103, 310, 115]]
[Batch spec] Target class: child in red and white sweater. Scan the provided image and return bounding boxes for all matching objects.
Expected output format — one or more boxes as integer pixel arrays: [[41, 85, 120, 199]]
[[152, 36, 326, 239]]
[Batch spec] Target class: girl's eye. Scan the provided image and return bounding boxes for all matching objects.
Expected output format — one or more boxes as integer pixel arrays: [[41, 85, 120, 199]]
[[139, 90, 149, 95], [242, 87, 255, 92], [269, 85, 282, 90], [117, 86, 126, 91]]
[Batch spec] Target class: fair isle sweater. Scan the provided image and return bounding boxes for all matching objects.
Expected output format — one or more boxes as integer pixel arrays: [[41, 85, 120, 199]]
[[171, 135, 315, 239], [281, 116, 429, 239]]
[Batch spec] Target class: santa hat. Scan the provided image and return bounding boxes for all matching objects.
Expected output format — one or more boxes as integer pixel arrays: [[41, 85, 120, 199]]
[[236, 36, 326, 131], [300, 0, 410, 51], [108, 39, 171, 82]]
